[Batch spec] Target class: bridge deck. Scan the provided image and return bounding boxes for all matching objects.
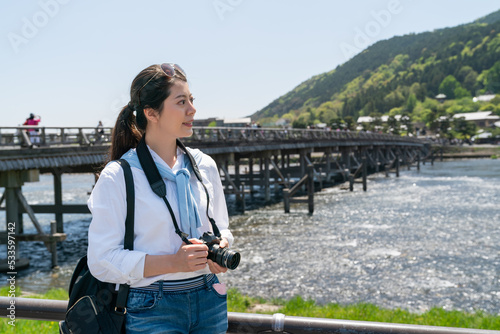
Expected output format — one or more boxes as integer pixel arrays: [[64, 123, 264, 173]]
[[0, 126, 426, 172]]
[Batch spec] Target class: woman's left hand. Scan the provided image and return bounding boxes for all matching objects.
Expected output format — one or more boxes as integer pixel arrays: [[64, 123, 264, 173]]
[[207, 238, 229, 274]]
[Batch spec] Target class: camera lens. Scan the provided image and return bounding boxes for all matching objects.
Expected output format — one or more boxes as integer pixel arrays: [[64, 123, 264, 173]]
[[221, 248, 240, 270], [209, 245, 241, 270]]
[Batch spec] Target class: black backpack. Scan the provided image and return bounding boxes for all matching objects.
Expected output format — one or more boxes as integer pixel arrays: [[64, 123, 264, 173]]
[[59, 159, 135, 334]]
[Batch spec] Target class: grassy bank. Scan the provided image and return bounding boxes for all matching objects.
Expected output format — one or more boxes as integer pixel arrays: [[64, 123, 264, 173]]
[[2, 287, 499, 332], [437, 144, 500, 159]]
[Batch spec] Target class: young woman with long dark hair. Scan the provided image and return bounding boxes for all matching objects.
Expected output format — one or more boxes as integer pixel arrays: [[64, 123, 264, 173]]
[[87, 63, 233, 333]]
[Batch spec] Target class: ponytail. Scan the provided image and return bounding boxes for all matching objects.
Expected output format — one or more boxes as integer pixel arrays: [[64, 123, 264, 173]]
[[108, 103, 143, 162]]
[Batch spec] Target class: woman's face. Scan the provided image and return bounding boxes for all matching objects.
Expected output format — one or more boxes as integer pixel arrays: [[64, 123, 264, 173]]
[[151, 80, 196, 140]]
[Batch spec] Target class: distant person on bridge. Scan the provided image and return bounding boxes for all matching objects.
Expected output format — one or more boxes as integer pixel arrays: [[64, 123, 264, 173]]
[[95, 120, 104, 143], [87, 63, 234, 334], [23, 113, 41, 146]]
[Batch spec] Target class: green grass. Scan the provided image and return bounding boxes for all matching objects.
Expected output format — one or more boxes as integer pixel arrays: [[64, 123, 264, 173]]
[[0, 286, 68, 333], [2, 288, 500, 333], [227, 289, 500, 330]]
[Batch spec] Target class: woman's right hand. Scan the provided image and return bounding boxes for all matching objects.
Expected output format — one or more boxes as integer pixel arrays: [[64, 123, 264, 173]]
[[175, 238, 209, 272]]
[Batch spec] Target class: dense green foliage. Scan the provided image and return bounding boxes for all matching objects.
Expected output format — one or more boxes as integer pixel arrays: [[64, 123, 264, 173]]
[[253, 10, 500, 132], [2, 287, 500, 332]]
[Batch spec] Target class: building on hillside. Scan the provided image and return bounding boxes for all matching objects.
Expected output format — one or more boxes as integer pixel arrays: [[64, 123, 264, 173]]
[[452, 111, 500, 128], [193, 117, 218, 127], [221, 117, 252, 127], [435, 94, 447, 103], [193, 117, 252, 127], [472, 94, 496, 103], [357, 115, 402, 124]]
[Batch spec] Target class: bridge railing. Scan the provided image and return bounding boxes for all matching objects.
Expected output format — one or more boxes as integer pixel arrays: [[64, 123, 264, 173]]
[[0, 126, 113, 147], [188, 126, 421, 144], [0, 126, 424, 148], [1, 297, 498, 334]]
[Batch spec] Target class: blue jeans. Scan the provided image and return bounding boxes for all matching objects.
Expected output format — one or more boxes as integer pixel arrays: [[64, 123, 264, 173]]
[[125, 275, 227, 334]]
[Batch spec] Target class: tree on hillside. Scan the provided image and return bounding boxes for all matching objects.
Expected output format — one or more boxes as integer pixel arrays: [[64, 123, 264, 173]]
[[457, 66, 478, 93], [484, 60, 500, 93], [410, 82, 427, 102], [292, 113, 309, 128], [406, 93, 417, 112], [344, 116, 355, 131], [433, 116, 452, 140], [331, 117, 343, 130], [400, 114, 413, 135], [439, 75, 461, 99], [386, 116, 400, 135], [369, 112, 383, 132], [454, 86, 471, 99], [422, 108, 437, 129], [453, 117, 477, 139]]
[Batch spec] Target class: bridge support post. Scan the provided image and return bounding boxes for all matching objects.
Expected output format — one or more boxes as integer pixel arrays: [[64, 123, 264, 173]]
[[362, 156, 367, 192], [396, 153, 400, 177], [300, 150, 309, 192], [5, 187, 20, 263], [234, 157, 241, 189], [0, 170, 39, 271], [52, 170, 63, 233], [307, 164, 314, 214], [264, 156, 270, 202], [238, 183, 245, 214], [325, 149, 332, 179], [283, 188, 290, 213], [342, 148, 351, 171], [248, 157, 254, 194], [50, 221, 58, 268], [299, 151, 306, 178]]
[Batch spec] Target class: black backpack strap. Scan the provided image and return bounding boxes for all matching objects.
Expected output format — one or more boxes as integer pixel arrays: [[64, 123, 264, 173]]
[[136, 136, 191, 244], [115, 159, 134, 314], [177, 139, 221, 238], [118, 159, 135, 251]]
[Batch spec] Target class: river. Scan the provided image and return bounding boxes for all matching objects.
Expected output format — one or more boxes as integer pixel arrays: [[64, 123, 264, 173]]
[[1, 158, 499, 314]]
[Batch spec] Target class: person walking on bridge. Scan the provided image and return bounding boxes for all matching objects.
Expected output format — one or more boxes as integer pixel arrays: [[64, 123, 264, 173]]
[[87, 63, 234, 334], [23, 113, 41, 146]]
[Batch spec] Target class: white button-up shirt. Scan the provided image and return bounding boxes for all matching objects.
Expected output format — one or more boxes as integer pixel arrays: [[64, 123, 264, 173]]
[[87, 146, 234, 287]]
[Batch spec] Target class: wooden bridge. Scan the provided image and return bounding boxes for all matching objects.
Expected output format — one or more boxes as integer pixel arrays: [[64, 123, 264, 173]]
[[0, 126, 430, 270]]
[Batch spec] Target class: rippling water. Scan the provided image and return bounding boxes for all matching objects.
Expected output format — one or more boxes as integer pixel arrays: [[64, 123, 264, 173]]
[[2, 159, 500, 313], [224, 159, 500, 313]]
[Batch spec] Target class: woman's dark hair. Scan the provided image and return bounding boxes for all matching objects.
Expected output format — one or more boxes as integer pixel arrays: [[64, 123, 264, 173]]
[[108, 64, 187, 162]]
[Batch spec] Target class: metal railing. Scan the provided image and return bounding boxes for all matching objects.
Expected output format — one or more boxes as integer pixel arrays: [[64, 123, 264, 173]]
[[188, 126, 424, 144], [0, 126, 112, 148], [0, 126, 425, 148], [1, 297, 499, 334]]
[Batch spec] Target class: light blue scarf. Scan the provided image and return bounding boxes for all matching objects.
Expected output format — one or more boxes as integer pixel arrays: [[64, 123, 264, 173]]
[[121, 146, 203, 238]]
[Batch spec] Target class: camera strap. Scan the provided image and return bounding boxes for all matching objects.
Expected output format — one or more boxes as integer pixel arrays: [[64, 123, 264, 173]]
[[136, 135, 221, 245]]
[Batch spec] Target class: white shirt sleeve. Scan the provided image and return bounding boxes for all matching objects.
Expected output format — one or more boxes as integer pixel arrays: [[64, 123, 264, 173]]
[[87, 162, 146, 285]]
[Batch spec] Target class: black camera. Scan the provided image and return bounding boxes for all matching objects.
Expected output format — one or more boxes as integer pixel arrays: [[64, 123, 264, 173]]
[[200, 232, 240, 270]]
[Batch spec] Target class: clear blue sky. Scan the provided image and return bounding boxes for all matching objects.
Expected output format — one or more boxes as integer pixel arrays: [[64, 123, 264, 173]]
[[1, 1, 499, 127]]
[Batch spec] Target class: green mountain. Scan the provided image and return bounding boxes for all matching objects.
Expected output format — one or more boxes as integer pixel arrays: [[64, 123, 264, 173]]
[[253, 9, 500, 129]]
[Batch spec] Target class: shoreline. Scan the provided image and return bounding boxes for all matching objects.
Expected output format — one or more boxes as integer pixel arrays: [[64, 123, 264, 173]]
[[433, 144, 499, 159]]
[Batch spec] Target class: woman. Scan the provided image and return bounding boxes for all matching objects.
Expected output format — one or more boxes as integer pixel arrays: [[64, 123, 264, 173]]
[[87, 63, 233, 334]]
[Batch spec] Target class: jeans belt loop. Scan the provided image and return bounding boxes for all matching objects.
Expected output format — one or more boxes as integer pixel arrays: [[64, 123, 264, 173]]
[[159, 280, 164, 295]]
